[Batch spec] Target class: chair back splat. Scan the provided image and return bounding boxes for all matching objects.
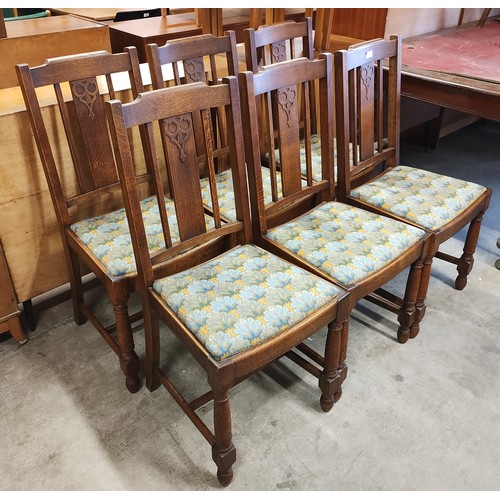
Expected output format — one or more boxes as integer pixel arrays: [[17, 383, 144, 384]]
[[243, 18, 313, 72], [334, 35, 491, 320], [239, 54, 431, 345], [106, 79, 251, 286], [146, 31, 239, 177], [106, 77, 350, 486], [16, 48, 152, 393]]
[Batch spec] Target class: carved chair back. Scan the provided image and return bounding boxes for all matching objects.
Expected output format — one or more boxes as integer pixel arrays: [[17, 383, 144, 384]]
[[146, 32, 239, 175], [333, 36, 399, 201], [16, 49, 151, 228], [239, 54, 335, 233], [106, 77, 251, 286], [243, 19, 320, 157], [243, 18, 313, 72]]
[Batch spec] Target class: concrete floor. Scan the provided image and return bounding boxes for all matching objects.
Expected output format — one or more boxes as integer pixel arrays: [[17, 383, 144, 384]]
[[1, 120, 499, 490]]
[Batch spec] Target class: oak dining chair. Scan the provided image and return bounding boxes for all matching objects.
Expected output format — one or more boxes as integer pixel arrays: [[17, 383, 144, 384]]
[[17, 49, 157, 393], [334, 35, 492, 336], [105, 77, 350, 485]]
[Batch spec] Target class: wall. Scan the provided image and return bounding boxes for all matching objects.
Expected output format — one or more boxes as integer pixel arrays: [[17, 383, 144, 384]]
[[385, 8, 500, 39]]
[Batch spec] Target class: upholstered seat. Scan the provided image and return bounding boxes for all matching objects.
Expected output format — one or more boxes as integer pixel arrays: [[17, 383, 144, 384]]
[[71, 196, 213, 277], [349, 165, 488, 231], [266, 201, 425, 286], [200, 167, 305, 221], [152, 244, 342, 360]]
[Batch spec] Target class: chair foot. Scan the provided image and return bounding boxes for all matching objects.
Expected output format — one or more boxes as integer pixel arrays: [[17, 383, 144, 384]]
[[120, 356, 141, 393], [320, 393, 334, 412], [454, 275, 468, 291], [212, 443, 236, 487], [126, 375, 141, 394], [320, 385, 343, 412], [334, 386, 343, 404], [146, 377, 161, 392], [217, 467, 234, 487], [409, 301, 426, 339], [319, 369, 343, 412], [74, 305, 87, 326], [409, 322, 420, 339], [397, 327, 410, 344]]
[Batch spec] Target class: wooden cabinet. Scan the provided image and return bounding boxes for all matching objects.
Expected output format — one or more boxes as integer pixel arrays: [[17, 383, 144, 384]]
[[0, 14, 110, 89], [0, 240, 27, 344]]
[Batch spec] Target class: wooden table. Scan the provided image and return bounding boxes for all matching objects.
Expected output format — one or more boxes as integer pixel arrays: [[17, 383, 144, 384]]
[[109, 14, 203, 62], [400, 20, 500, 121], [0, 14, 110, 89], [50, 8, 151, 22]]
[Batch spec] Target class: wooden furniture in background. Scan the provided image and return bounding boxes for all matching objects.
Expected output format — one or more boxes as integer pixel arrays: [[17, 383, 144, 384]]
[[16, 49, 152, 393], [0, 240, 27, 344], [243, 18, 313, 71], [109, 13, 203, 63], [0, 14, 110, 89], [334, 36, 491, 337], [458, 8, 492, 27], [106, 76, 350, 486], [50, 8, 151, 22], [312, 8, 333, 51], [197, 8, 223, 36], [400, 20, 500, 121], [0, 11, 7, 38], [400, 19, 500, 146]]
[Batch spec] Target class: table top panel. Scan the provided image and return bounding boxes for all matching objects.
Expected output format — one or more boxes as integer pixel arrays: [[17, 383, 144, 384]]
[[51, 8, 149, 21], [403, 19, 500, 84], [5, 14, 106, 37]]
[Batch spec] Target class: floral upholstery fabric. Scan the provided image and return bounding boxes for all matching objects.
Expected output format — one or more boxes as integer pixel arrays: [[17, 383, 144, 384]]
[[153, 244, 342, 361], [266, 202, 425, 286], [267, 134, 324, 182], [268, 134, 360, 182], [349, 165, 487, 231], [200, 167, 303, 221], [71, 196, 214, 277]]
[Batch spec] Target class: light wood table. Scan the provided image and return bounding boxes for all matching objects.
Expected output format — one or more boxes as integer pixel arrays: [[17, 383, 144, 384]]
[[50, 8, 151, 22], [0, 14, 110, 89], [109, 14, 202, 62]]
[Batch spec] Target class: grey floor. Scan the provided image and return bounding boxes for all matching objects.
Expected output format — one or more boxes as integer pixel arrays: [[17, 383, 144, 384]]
[[1, 120, 499, 491]]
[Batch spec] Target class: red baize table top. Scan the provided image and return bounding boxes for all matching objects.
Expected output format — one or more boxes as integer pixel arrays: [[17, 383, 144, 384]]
[[402, 19, 500, 84]]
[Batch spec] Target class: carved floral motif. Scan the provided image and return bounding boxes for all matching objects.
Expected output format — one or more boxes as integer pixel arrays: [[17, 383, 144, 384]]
[[360, 64, 374, 100], [271, 42, 287, 63], [164, 115, 192, 162], [71, 79, 99, 119], [277, 86, 297, 127], [184, 58, 205, 83]]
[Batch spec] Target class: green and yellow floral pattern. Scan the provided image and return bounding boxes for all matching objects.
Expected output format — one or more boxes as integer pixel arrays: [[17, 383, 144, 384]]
[[200, 167, 304, 221], [152, 244, 342, 361], [267, 134, 325, 181], [266, 201, 425, 285], [350, 165, 487, 231], [71, 196, 214, 277]]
